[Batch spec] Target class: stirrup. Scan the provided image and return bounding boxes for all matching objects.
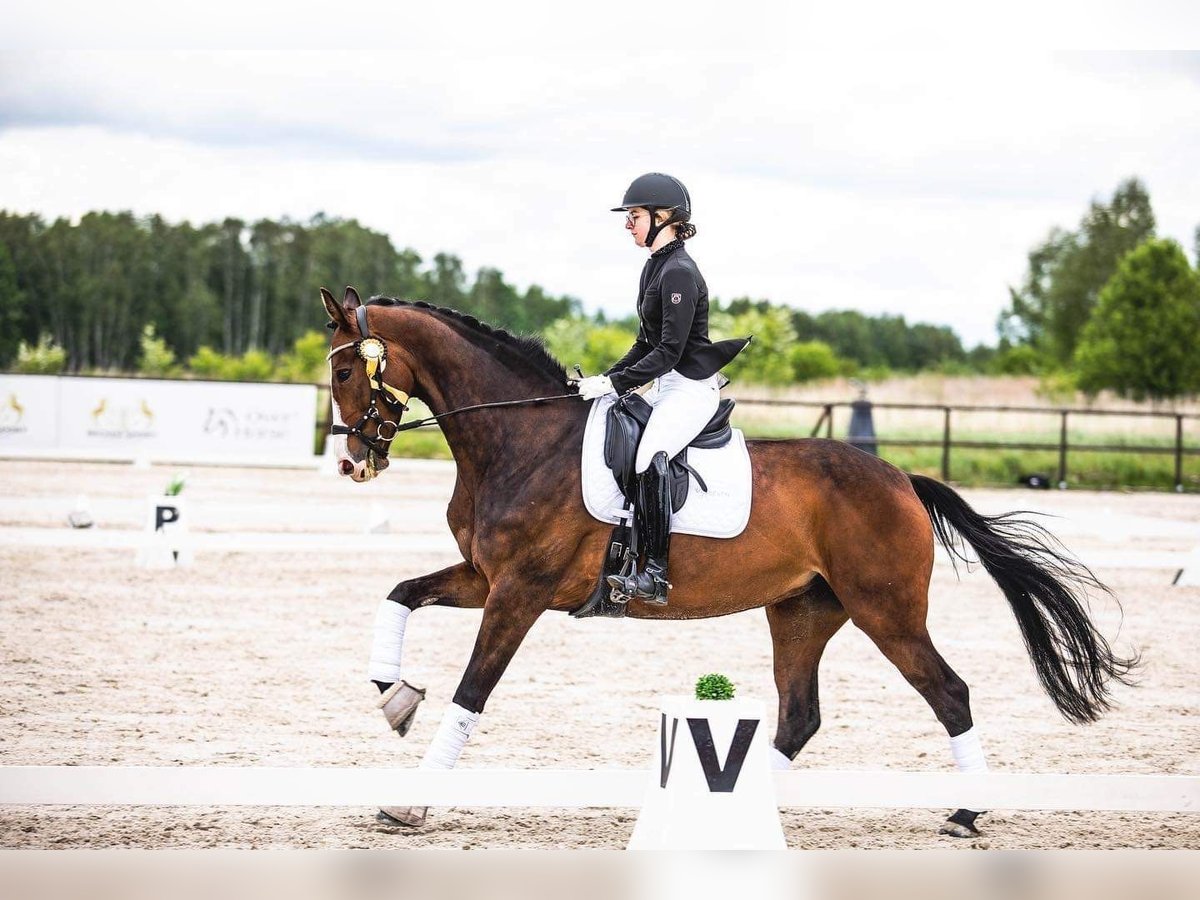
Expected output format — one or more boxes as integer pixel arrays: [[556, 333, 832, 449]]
[[606, 569, 670, 606]]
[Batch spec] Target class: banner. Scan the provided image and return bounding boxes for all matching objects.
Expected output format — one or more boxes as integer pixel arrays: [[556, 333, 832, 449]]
[[0, 374, 317, 463]]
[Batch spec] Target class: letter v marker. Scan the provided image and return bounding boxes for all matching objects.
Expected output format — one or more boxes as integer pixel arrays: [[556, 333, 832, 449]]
[[659, 714, 680, 788], [686, 718, 760, 792]]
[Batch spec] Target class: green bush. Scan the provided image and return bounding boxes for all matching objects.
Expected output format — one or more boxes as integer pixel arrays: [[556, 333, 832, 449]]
[[14, 334, 67, 374], [137, 324, 178, 377], [694, 673, 736, 700], [277, 330, 328, 383], [989, 344, 1047, 375], [187, 346, 229, 379], [225, 349, 275, 381], [186, 346, 276, 381], [541, 317, 638, 377], [712, 307, 801, 386], [790, 340, 842, 382], [1034, 370, 1078, 404]]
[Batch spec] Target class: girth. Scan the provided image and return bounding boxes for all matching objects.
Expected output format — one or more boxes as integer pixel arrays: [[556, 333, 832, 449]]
[[603, 393, 734, 513]]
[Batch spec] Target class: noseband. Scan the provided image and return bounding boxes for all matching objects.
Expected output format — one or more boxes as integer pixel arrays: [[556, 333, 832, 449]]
[[326, 306, 411, 472]]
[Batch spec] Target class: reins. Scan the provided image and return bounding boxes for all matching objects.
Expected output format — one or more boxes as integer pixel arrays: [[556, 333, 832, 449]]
[[389, 392, 578, 433]]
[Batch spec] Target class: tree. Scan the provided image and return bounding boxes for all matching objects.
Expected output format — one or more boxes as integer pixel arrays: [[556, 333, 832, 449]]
[[999, 178, 1156, 364], [0, 243, 23, 366], [541, 317, 637, 375], [1074, 239, 1200, 401], [711, 306, 799, 386]]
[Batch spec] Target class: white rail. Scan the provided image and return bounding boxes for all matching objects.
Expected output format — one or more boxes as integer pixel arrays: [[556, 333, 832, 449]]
[[1, 767, 1196, 813]]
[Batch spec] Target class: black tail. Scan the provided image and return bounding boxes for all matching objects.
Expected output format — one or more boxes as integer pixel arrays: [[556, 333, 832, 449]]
[[909, 474, 1138, 724]]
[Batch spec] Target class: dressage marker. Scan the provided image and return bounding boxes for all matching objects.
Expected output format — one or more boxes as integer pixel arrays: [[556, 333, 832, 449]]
[[134, 495, 192, 568], [1172, 546, 1200, 586]]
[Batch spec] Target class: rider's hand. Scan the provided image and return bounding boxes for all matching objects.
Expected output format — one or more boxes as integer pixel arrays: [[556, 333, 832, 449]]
[[576, 374, 616, 401]]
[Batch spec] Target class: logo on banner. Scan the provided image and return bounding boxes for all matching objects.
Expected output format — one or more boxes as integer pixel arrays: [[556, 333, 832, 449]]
[[0, 392, 27, 434], [204, 407, 297, 441], [87, 397, 156, 438]]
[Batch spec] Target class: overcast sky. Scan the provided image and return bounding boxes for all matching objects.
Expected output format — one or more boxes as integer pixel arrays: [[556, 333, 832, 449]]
[[2, 3, 1198, 347]]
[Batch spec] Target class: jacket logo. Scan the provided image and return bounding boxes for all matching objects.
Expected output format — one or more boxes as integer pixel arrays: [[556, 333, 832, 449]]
[[670, 293, 682, 304]]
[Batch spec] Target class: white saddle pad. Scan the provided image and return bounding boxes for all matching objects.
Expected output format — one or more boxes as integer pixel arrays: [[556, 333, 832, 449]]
[[581, 395, 753, 539]]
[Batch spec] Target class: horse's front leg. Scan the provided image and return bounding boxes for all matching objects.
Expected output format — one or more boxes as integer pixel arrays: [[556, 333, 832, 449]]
[[370, 563, 488, 737], [379, 579, 545, 827]]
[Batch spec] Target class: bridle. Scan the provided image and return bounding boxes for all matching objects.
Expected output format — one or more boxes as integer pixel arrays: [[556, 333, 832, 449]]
[[326, 306, 411, 472], [326, 306, 579, 475]]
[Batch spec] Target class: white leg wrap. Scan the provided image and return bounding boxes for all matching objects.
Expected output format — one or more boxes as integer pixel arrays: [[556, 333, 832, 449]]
[[769, 747, 792, 771], [949, 727, 988, 773], [420, 703, 480, 770], [368, 601, 410, 683]]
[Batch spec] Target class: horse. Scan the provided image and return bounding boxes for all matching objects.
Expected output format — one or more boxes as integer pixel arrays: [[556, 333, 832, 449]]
[[320, 286, 1137, 838]]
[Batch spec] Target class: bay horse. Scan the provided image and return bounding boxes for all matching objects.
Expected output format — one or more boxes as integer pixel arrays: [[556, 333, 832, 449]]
[[321, 287, 1136, 838]]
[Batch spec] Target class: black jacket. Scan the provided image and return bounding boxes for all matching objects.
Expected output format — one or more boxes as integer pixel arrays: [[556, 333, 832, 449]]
[[605, 241, 749, 394]]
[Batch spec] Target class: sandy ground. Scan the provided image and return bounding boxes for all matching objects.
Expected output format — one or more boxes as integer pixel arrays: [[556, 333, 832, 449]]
[[1, 458, 1197, 849]]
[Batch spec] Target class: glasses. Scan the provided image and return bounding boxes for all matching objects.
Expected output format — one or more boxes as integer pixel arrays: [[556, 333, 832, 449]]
[[624, 212, 643, 227]]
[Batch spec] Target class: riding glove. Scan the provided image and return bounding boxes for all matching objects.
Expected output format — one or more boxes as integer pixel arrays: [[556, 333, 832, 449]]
[[576, 374, 616, 401]]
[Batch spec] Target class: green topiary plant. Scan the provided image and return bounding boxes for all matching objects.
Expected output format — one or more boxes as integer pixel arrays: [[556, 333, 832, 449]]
[[694, 673, 735, 701]]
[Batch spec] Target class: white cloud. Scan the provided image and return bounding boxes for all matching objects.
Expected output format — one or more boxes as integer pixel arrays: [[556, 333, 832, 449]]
[[1, 30, 1198, 348]]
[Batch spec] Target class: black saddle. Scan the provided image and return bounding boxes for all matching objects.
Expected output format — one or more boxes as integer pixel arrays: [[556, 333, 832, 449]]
[[603, 393, 735, 514]]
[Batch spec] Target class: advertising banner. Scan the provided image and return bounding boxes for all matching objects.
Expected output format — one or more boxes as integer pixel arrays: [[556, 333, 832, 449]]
[[0, 375, 59, 450], [0, 375, 317, 464]]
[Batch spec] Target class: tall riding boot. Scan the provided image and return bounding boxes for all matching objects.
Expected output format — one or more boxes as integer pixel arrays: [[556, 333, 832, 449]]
[[607, 451, 672, 606]]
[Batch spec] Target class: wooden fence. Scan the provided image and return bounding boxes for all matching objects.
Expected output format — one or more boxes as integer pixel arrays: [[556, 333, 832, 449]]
[[740, 398, 1198, 491]]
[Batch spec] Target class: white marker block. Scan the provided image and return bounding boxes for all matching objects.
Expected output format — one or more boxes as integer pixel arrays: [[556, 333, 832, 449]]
[[1174, 546, 1200, 587], [135, 495, 193, 568], [366, 500, 390, 534], [629, 696, 785, 850]]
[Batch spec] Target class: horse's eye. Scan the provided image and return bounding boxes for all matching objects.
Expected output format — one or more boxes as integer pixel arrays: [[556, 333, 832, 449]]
[[336, 368, 352, 383]]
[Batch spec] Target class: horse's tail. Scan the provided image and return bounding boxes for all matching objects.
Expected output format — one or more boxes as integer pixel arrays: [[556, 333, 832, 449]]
[[908, 473, 1139, 724]]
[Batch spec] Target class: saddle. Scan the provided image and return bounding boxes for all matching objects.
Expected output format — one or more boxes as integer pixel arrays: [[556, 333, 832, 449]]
[[574, 394, 736, 621], [602, 393, 735, 513]]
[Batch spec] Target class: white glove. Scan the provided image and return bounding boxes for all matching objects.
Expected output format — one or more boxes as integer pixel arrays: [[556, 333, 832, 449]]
[[576, 374, 616, 401]]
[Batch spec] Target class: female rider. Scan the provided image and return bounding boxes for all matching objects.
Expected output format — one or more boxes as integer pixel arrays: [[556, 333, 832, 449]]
[[574, 173, 749, 606]]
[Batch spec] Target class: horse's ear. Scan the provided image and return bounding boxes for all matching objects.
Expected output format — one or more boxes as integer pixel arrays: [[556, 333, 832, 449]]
[[321, 287, 348, 328], [343, 286, 362, 310]]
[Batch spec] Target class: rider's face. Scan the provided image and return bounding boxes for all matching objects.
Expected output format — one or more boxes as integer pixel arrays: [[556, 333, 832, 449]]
[[624, 207, 651, 247]]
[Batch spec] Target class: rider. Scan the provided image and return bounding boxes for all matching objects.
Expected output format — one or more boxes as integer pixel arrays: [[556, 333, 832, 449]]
[[574, 173, 750, 606]]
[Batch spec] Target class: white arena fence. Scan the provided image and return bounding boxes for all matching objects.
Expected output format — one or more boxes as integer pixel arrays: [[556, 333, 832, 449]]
[[1, 767, 1197, 813]]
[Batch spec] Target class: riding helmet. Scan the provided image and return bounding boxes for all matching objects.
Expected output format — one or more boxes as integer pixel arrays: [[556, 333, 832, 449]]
[[610, 173, 691, 216]]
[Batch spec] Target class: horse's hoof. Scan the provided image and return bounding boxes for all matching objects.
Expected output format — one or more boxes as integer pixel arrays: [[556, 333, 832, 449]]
[[939, 808, 983, 838], [939, 821, 978, 838], [377, 805, 428, 827], [378, 680, 426, 737]]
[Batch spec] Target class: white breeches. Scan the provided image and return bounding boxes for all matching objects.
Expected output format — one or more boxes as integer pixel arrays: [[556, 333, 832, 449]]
[[634, 371, 721, 473]]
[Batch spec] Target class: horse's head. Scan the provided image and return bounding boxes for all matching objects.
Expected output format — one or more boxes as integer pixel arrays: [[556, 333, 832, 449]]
[[322, 286, 416, 482]]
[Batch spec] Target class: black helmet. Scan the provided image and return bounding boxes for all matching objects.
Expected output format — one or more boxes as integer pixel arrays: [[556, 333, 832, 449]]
[[611, 172, 691, 216]]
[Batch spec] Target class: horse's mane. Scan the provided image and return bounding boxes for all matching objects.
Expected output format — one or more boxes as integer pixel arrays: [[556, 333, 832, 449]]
[[366, 296, 568, 385]]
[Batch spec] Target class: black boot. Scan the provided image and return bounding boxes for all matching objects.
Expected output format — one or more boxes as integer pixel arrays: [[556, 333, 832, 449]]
[[607, 452, 672, 606]]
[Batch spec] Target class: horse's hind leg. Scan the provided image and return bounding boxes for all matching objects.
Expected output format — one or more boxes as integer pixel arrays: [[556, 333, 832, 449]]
[[765, 577, 849, 767], [846, 585, 990, 837]]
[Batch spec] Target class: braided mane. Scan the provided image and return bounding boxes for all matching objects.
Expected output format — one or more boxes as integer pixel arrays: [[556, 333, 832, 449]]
[[366, 296, 568, 385]]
